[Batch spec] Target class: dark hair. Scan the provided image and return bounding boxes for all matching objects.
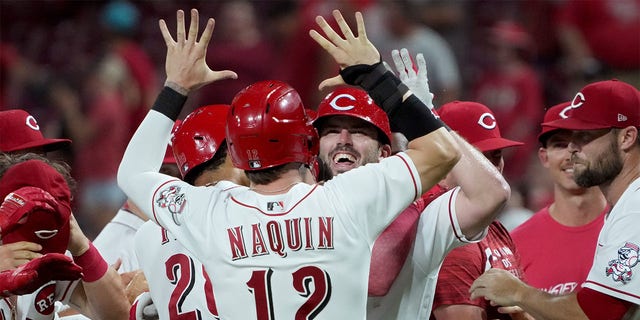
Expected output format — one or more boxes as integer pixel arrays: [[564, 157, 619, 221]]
[[245, 162, 302, 185], [184, 143, 229, 185], [0, 152, 77, 196]]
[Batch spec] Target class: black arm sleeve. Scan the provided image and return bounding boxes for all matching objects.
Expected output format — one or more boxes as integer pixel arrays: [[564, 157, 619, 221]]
[[151, 86, 188, 121]]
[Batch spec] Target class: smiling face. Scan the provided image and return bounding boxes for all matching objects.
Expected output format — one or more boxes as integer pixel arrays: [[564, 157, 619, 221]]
[[539, 130, 584, 191], [318, 115, 391, 177]]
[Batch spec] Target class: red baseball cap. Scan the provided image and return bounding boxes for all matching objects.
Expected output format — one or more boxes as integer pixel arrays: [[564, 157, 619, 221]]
[[543, 80, 640, 131], [0, 160, 71, 254], [438, 101, 523, 152], [537, 101, 571, 145], [0, 109, 71, 153]]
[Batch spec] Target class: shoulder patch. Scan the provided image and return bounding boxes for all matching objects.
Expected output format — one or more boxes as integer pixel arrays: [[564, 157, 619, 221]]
[[156, 185, 187, 225]]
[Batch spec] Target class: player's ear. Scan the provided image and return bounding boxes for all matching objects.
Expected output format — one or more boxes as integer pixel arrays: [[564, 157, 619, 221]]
[[538, 147, 550, 168]]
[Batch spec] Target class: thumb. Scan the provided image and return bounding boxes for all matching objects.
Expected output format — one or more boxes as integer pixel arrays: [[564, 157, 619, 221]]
[[318, 76, 345, 91]]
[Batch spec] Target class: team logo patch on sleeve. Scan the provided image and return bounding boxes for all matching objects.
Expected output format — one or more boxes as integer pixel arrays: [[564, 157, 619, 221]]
[[156, 185, 186, 225], [606, 242, 639, 284]]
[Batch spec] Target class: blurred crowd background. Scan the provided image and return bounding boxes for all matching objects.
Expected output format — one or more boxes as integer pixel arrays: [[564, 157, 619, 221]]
[[1, 0, 638, 238]]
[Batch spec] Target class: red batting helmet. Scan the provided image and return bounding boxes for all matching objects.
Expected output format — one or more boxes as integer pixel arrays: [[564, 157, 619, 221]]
[[0, 160, 71, 254], [171, 106, 229, 178], [314, 87, 392, 145], [226, 80, 318, 170]]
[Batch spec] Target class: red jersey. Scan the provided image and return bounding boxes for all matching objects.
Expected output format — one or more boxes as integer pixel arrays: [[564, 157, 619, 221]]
[[431, 221, 524, 320], [511, 206, 606, 294]]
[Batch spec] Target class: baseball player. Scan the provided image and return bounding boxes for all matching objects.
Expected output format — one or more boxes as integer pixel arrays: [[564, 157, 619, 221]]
[[430, 101, 527, 320], [0, 109, 130, 319], [511, 102, 608, 294], [0, 157, 83, 318], [0, 109, 71, 155], [313, 48, 511, 319], [118, 8, 459, 318], [131, 104, 248, 319], [471, 79, 640, 319]]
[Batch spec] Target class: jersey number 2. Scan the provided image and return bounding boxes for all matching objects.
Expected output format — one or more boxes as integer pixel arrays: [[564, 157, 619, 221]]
[[166, 254, 219, 319], [247, 266, 331, 320]]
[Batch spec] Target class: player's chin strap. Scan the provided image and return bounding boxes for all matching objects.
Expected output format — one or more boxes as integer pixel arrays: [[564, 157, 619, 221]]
[[340, 62, 446, 141]]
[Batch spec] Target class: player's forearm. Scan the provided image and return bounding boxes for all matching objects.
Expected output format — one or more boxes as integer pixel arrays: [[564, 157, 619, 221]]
[[515, 288, 587, 320], [117, 87, 186, 202], [406, 128, 460, 194], [449, 132, 509, 237]]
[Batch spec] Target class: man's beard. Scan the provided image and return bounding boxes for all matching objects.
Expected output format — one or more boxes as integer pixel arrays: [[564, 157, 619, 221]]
[[573, 140, 623, 188]]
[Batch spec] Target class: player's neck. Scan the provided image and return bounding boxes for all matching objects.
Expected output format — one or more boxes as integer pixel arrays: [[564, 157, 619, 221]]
[[250, 170, 304, 195], [549, 186, 607, 226]]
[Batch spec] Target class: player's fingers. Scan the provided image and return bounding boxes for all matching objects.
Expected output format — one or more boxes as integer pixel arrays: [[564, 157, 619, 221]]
[[199, 18, 215, 46], [309, 30, 337, 53], [112, 258, 123, 271], [416, 53, 427, 78], [332, 10, 355, 40], [391, 49, 406, 80], [400, 48, 416, 77], [212, 70, 239, 81], [176, 10, 186, 44], [497, 306, 523, 314], [158, 19, 174, 46], [8, 241, 42, 252], [187, 9, 199, 44], [14, 250, 42, 261], [355, 12, 368, 40], [318, 76, 345, 91], [314, 15, 345, 46]]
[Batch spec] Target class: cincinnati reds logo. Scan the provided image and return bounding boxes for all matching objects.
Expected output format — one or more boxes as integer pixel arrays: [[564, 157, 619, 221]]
[[477, 113, 497, 130], [156, 185, 187, 226], [34, 284, 56, 315], [559, 92, 585, 119], [25, 115, 40, 130], [329, 93, 357, 111]]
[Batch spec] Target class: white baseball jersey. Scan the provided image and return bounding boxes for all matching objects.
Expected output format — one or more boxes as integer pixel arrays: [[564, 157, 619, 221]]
[[0, 297, 14, 320], [135, 221, 219, 319], [582, 177, 640, 316], [93, 208, 146, 272], [120, 109, 423, 319], [15, 280, 78, 320], [367, 187, 485, 319]]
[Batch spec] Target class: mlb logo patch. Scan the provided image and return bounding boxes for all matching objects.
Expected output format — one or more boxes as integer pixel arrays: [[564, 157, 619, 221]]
[[267, 201, 285, 212]]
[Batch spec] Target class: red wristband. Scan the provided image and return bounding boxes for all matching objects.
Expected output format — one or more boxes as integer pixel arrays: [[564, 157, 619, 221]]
[[73, 242, 108, 282]]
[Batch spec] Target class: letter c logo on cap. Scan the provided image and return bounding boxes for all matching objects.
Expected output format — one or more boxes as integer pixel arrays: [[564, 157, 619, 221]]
[[329, 94, 356, 111], [25, 115, 40, 131], [477, 113, 496, 130], [560, 92, 585, 119]]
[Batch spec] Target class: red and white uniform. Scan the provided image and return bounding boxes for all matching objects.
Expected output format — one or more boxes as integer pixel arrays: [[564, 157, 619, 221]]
[[430, 221, 524, 320], [14, 281, 78, 320], [119, 111, 422, 319], [134, 221, 218, 319], [582, 177, 640, 312], [367, 187, 485, 320], [512, 206, 606, 294], [93, 207, 146, 272]]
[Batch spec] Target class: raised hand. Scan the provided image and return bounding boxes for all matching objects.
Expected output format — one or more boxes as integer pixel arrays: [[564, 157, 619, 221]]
[[391, 48, 435, 111], [309, 10, 380, 90], [159, 9, 237, 94]]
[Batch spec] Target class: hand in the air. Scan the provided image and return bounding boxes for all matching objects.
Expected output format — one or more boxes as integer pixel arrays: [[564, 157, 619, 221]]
[[160, 9, 237, 94], [390, 48, 435, 111], [309, 10, 380, 90]]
